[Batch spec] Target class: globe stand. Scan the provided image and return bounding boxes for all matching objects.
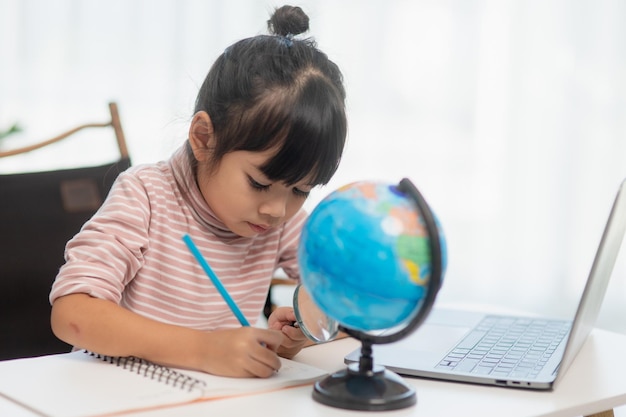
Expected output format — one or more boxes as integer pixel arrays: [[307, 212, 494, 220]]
[[312, 340, 416, 411]]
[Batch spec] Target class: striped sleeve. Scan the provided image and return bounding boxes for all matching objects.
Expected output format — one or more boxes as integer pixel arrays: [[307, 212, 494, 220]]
[[50, 170, 152, 304]]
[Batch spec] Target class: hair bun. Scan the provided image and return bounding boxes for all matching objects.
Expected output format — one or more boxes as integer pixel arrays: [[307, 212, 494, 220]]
[[267, 5, 310, 37]]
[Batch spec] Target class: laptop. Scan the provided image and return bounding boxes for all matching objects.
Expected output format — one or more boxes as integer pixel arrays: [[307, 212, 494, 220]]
[[345, 178, 626, 390]]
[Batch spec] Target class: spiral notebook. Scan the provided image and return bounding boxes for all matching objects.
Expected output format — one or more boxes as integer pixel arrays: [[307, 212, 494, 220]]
[[0, 349, 327, 417]]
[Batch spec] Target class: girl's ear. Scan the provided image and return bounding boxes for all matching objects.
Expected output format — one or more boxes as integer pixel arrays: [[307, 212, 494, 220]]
[[188, 111, 215, 162]]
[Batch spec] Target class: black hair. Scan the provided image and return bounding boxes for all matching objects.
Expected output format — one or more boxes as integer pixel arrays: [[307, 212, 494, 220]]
[[190, 5, 347, 186]]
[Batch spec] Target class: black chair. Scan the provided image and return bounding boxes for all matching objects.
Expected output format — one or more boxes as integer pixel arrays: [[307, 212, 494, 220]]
[[0, 102, 131, 360]]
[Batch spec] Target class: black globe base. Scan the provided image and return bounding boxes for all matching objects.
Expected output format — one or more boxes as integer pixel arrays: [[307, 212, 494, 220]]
[[312, 363, 416, 411]]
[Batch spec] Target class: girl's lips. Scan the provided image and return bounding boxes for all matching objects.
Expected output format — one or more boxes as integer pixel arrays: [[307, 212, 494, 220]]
[[248, 222, 269, 233]]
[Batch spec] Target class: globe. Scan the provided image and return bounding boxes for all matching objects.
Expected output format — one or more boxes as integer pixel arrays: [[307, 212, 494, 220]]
[[298, 180, 447, 333]]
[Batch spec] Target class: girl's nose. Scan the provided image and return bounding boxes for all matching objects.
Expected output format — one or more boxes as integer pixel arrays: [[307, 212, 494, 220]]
[[259, 196, 287, 219]]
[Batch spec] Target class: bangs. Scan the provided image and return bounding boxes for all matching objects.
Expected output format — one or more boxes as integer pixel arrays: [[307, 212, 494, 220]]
[[256, 77, 347, 186]]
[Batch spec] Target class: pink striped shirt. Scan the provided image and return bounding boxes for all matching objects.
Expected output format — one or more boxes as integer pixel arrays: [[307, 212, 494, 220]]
[[49, 145, 306, 330]]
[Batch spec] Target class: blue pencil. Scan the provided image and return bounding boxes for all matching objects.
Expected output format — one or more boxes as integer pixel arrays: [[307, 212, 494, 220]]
[[182, 234, 250, 327]]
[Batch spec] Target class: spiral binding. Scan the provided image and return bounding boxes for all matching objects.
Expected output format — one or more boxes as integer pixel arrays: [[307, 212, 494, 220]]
[[85, 350, 207, 392]]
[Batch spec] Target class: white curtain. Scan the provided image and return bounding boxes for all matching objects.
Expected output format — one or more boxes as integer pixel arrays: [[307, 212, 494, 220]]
[[2, 0, 625, 333]]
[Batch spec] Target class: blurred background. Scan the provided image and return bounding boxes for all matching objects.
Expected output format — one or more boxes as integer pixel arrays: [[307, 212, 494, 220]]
[[1, 0, 625, 334]]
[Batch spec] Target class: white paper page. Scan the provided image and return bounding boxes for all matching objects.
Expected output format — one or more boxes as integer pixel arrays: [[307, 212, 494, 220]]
[[184, 356, 327, 398], [0, 351, 199, 417]]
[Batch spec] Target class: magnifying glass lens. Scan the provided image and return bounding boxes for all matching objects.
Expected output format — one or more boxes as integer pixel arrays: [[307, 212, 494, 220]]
[[293, 284, 339, 343]]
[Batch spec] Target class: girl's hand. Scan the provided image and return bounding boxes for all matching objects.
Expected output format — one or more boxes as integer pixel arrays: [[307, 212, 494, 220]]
[[197, 327, 284, 378], [267, 306, 309, 358]]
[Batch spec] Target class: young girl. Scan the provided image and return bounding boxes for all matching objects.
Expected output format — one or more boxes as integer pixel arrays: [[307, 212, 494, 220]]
[[49, 5, 347, 378]]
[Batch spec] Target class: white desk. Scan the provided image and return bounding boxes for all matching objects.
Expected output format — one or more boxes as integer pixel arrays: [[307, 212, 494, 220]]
[[2, 328, 625, 417]]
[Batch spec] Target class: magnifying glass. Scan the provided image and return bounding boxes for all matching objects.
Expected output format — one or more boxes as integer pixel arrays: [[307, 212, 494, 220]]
[[292, 284, 339, 343]]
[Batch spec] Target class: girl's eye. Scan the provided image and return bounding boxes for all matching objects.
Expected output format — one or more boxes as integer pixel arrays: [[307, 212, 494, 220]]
[[248, 176, 270, 191], [293, 188, 310, 198]]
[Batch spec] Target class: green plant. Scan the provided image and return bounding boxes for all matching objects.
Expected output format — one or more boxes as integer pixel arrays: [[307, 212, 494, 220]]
[[0, 123, 22, 140]]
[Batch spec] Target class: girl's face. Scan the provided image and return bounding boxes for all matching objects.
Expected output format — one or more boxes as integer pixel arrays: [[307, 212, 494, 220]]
[[196, 148, 313, 237]]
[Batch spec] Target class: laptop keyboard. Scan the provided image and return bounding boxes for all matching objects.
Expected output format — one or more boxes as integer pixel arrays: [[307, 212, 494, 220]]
[[435, 315, 571, 378]]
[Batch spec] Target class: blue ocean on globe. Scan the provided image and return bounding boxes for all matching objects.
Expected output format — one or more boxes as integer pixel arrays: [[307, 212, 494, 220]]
[[298, 181, 447, 331]]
